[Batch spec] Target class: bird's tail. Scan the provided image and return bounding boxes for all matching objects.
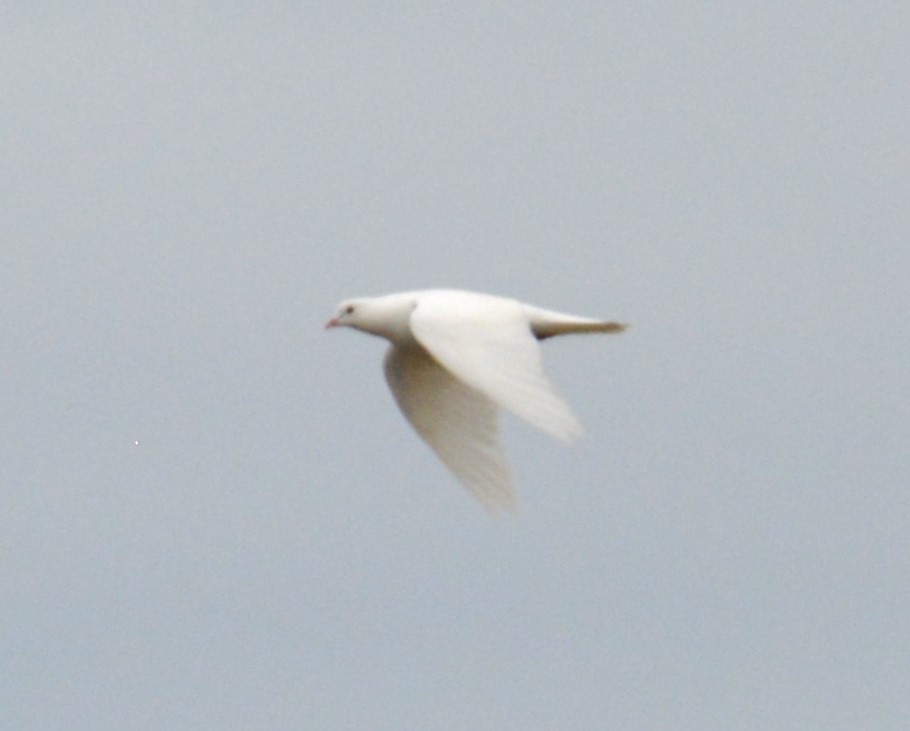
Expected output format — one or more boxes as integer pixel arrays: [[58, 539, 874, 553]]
[[525, 305, 628, 340]]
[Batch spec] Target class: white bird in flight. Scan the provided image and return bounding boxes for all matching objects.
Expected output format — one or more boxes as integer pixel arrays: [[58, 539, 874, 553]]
[[326, 289, 626, 513]]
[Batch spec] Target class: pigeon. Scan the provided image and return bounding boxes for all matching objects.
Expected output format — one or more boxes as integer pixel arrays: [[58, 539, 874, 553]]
[[326, 289, 626, 513]]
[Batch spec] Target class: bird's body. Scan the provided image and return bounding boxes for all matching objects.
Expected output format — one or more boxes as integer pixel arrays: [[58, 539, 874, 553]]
[[326, 289, 626, 513]]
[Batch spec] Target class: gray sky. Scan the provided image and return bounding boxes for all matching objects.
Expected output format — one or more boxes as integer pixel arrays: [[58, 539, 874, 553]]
[[3, 3, 908, 729]]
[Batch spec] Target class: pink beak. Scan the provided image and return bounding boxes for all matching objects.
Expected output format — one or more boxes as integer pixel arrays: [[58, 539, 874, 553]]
[[325, 318, 340, 329]]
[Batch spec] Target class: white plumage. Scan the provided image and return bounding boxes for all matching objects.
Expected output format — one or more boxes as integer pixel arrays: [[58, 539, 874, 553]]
[[326, 289, 626, 513]]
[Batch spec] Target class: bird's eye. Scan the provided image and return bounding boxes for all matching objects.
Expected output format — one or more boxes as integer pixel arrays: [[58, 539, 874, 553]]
[[344, 305, 355, 315]]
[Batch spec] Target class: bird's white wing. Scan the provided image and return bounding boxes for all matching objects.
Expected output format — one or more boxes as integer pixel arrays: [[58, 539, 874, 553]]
[[383, 344, 516, 514], [409, 293, 583, 442]]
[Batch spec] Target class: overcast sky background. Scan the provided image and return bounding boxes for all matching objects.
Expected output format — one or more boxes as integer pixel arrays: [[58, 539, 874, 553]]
[[2, 3, 908, 730]]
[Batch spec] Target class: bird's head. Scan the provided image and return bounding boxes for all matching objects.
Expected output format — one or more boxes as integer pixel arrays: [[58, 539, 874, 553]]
[[325, 294, 418, 343], [325, 299, 361, 330]]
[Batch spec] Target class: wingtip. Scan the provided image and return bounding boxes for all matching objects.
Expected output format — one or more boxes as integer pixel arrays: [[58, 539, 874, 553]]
[[479, 496, 519, 517], [460, 472, 518, 516], [542, 410, 585, 443]]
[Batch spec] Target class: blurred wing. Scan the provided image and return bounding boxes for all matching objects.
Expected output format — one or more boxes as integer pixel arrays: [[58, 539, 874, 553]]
[[383, 344, 516, 514], [409, 295, 583, 441]]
